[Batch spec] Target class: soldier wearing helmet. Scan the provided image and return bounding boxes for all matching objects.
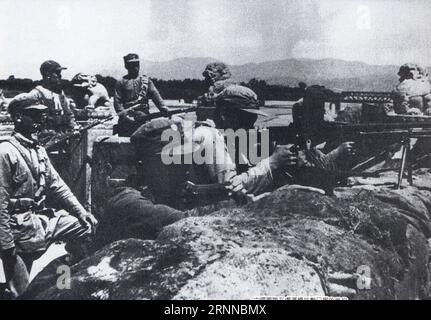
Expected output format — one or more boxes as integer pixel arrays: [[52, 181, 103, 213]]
[[128, 62, 354, 208], [393, 63, 431, 114]]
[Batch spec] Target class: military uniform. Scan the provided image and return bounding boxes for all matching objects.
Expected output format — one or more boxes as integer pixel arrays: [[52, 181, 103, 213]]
[[131, 117, 276, 209], [0, 132, 91, 255], [114, 53, 167, 136], [10, 87, 77, 132], [99, 186, 186, 245], [114, 75, 165, 114]]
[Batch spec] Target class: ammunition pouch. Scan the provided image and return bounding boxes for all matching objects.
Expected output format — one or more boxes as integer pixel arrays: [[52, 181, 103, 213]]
[[10, 211, 47, 253], [9, 196, 49, 215], [8, 196, 55, 253]]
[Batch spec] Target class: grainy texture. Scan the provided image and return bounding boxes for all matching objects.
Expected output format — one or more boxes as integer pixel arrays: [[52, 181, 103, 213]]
[[22, 169, 431, 300]]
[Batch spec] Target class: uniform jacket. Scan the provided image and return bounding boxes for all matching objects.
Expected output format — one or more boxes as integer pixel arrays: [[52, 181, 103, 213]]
[[10, 86, 77, 132], [191, 124, 274, 196], [0, 133, 87, 251], [114, 75, 165, 114]]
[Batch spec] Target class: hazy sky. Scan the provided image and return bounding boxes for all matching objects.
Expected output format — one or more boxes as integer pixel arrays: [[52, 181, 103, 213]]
[[1, 0, 431, 79]]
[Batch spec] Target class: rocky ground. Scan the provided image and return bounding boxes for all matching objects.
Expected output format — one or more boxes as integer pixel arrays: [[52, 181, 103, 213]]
[[20, 168, 431, 300]]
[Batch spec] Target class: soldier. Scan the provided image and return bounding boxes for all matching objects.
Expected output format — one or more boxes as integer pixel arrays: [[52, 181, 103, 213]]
[[114, 53, 169, 136], [9, 60, 78, 144], [392, 63, 431, 115], [130, 62, 354, 207], [0, 99, 98, 298]]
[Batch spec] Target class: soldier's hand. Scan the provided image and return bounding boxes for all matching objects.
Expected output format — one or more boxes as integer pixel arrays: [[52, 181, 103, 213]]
[[159, 106, 170, 117], [72, 125, 81, 137], [269, 144, 299, 171], [336, 141, 355, 156], [134, 111, 148, 123], [0, 247, 17, 263], [225, 175, 249, 205], [78, 212, 98, 234], [119, 113, 136, 123]]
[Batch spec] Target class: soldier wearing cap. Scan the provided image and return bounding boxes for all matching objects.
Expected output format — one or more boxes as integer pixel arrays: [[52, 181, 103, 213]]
[[106, 63, 355, 232], [8, 60, 78, 143], [129, 63, 298, 206], [0, 99, 98, 298], [114, 53, 169, 136]]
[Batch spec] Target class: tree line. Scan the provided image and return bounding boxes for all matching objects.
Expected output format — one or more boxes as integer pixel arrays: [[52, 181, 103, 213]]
[[0, 75, 307, 102]]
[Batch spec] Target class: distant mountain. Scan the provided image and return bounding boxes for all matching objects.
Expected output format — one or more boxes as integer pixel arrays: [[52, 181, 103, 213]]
[[99, 57, 219, 81], [7, 57, 428, 92], [229, 58, 403, 91], [98, 57, 423, 91]]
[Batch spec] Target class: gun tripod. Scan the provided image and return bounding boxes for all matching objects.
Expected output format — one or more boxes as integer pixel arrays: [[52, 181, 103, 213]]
[[397, 134, 413, 189]]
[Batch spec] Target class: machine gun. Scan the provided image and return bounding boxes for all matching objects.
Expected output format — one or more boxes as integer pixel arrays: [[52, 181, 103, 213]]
[[358, 127, 431, 188], [265, 117, 431, 189]]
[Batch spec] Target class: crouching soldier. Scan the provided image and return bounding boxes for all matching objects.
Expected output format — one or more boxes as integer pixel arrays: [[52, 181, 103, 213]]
[[0, 99, 98, 298]]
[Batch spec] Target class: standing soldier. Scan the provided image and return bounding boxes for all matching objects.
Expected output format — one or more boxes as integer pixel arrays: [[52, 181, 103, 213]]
[[0, 99, 98, 298], [9, 60, 78, 144], [114, 53, 169, 136]]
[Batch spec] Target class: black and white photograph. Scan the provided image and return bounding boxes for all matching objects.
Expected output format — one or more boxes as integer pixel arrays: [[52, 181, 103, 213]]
[[1, 0, 431, 304]]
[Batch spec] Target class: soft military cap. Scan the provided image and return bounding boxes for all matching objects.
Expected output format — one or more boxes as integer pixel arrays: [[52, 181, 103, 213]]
[[8, 97, 48, 115], [40, 60, 67, 75], [124, 53, 140, 63]]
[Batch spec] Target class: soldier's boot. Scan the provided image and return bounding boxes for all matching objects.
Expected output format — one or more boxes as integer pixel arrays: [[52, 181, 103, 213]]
[[2, 254, 30, 299]]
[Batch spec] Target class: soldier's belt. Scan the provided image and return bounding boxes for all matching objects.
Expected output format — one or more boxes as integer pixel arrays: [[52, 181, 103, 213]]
[[10, 196, 46, 213]]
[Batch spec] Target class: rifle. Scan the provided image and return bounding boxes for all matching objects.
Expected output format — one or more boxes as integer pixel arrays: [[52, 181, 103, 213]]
[[113, 105, 196, 136], [44, 103, 151, 151]]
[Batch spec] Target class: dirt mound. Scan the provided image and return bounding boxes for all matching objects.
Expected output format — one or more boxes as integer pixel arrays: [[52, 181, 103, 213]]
[[22, 171, 431, 300]]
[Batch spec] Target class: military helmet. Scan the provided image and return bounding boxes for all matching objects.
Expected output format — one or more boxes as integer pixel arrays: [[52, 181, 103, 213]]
[[202, 62, 232, 82], [398, 63, 418, 78]]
